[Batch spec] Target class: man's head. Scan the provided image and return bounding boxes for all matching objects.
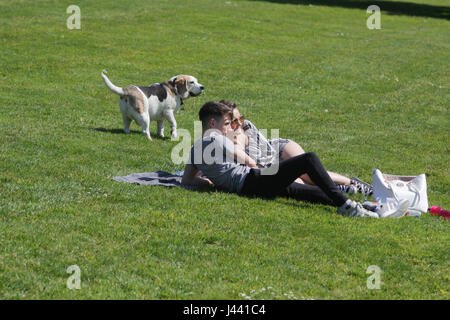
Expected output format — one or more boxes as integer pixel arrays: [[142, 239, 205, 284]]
[[199, 101, 233, 136]]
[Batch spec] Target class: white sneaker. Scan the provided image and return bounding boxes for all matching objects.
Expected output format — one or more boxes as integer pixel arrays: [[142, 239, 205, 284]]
[[337, 201, 379, 218], [378, 199, 410, 218]]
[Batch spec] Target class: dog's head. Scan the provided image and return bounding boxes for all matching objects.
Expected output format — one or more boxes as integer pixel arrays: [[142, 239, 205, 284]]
[[169, 75, 204, 100]]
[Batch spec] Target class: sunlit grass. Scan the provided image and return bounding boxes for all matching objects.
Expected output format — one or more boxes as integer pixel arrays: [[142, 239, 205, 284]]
[[0, 0, 448, 299]]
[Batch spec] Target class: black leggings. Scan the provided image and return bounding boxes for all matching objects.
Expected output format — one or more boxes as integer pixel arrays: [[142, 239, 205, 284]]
[[240, 152, 348, 207]]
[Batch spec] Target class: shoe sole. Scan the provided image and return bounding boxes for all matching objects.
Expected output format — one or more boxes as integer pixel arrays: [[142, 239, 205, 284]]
[[364, 210, 379, 218]]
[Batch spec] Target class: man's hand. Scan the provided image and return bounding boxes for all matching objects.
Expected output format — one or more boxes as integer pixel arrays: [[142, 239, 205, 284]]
[[182, 164, 215, 188]]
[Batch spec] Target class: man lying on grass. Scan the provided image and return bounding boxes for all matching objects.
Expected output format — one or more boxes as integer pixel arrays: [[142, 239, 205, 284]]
[[181, 101, 406, 218]]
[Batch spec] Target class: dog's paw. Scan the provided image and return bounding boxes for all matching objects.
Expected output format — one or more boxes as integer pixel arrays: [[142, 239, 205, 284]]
[[143, 131, 152, 141], [171, 130, 178, 139]]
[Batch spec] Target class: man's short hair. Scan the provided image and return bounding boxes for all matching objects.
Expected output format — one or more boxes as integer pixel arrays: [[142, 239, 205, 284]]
[[199, 101, 232, 129]]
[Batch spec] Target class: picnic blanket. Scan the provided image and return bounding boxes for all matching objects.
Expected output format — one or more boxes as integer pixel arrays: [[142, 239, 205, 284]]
[[112, 170, 198, 190]]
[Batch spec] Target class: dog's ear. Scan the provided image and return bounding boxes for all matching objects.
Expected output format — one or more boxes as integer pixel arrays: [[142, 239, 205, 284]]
[[175, 77, 188, 98], [169, 76, 177, 87]]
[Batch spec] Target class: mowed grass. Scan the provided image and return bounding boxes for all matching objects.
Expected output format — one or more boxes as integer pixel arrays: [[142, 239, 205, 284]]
[[0, 0, 448, 299]]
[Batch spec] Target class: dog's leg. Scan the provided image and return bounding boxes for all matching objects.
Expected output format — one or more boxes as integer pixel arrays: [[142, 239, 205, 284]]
[[134, 112, 151, 141], [119, 99, 132, 134], [122, 113, 132, 134], [164, 110, 177, 139], [157, 120, 165, 138], [141, 113, 152, 141]]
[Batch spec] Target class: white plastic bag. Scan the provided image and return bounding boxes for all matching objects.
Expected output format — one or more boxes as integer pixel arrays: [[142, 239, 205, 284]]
[[372, 169, 428, 217]]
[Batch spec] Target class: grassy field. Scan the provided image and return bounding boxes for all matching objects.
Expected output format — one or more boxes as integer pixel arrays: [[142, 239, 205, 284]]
[[0, 0, 448, 299]]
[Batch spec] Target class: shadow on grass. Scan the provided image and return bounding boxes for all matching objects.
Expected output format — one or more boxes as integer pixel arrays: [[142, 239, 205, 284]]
[[93, 127, 139, 135], [91, 127, 170, 140], [250, 0, 450, 20]]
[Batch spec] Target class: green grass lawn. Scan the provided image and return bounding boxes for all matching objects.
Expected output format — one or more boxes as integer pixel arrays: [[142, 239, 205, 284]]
[[0, 0, 448, 299]]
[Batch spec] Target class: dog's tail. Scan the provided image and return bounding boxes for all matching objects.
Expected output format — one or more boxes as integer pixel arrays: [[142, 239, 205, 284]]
[[101, 70, 125, 96]]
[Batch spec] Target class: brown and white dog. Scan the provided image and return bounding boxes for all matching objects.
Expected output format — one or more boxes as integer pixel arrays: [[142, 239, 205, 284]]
[[101, 70, 204, 140]]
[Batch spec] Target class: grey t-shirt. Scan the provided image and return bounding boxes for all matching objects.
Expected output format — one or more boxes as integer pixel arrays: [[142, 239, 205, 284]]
[[187, 131, 251, 193]]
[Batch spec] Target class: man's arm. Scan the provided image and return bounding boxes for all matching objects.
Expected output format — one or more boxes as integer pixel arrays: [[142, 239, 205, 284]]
[[181, 164, 214, 187], [234, 147, 259, 168], [226, 132, 259, 168]]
